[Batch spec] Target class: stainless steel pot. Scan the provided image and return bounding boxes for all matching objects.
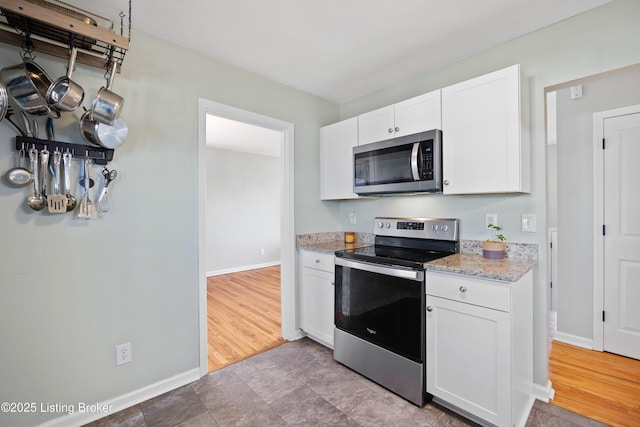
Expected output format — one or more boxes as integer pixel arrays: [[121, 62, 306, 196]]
[[89, 60, 123, 126], [79, 110, 128, 149], [0, 59, 61, 118], [0, 80, 8, 122], [46, 47, 84, 112]]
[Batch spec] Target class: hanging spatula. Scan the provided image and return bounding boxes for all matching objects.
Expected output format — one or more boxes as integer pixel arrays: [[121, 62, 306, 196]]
[[77, 157, 97, 219], [47, 151, 68, 213]]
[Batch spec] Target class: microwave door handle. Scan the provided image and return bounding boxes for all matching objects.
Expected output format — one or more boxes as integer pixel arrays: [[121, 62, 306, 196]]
[[411, 142, 420, 181]]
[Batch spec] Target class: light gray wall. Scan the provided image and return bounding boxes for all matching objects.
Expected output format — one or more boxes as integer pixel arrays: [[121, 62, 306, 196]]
[[555, 65, 640, 340], [337, 0, 640, 388], [206, 147, 280, 273], [0, 29, 338, 427]]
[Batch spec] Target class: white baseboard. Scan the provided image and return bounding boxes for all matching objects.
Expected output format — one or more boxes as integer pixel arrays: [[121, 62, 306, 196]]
[[41, 368, 201, 427], [533, 380, 554, 403], [553, 331, 593, 350], [207, 261, 280, 277]]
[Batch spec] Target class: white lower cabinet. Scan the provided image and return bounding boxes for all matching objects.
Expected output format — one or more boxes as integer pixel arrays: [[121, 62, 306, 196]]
[[300, 250, 335, 348], [426, 271, 533, 427]]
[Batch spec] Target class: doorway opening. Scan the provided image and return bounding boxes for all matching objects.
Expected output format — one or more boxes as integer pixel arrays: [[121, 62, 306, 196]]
[[197, 99, 298, 377]]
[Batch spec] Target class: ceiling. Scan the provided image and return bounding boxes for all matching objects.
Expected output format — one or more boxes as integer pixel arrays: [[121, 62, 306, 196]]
[[68, 0, 612, 104]]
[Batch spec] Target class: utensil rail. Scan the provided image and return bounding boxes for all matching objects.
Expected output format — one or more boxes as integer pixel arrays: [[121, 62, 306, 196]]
[[15, 135, 113, 164]]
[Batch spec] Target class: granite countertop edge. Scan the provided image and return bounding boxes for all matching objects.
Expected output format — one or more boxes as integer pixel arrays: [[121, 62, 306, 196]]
[[297, 233, 537, 282]]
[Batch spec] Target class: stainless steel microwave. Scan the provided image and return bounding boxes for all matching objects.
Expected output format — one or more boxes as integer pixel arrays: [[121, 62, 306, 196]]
[[353, 129, 442, 195]]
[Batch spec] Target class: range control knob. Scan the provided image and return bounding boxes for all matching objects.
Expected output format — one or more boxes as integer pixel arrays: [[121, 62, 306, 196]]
[[442, 225, 448, 232], [432, 225, 439, 231], [377, 221, 384, 228], [385, 222, 391, 228]]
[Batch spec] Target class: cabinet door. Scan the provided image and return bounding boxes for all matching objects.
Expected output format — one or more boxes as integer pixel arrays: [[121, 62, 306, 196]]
[[442, 64, 528, 194], [357, 105, 395, 145], [320, 117, 359, 200], [301, 267, 335, 348], [426, 295, 510, 426], [394, 90, 442, 138]]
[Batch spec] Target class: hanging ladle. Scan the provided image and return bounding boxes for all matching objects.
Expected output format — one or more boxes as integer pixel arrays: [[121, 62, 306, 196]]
[[26, 147, 45, 211]]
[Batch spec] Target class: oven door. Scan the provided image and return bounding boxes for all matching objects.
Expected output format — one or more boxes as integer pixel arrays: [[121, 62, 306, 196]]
[[334, 257, 425, 362]]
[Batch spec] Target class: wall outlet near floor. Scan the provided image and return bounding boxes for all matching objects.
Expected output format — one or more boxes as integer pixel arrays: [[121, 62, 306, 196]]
[[485, 213, 498, 229], [115, 342, 132, 366], [260, 248, 265, 255]]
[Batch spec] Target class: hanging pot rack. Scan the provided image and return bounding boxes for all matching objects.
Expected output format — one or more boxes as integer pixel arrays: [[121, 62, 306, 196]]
[[0, 0, 129, 70]]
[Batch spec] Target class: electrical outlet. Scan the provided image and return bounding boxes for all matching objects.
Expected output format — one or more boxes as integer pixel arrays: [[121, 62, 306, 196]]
[[260, 248, 265, 255], [115, 342, 132, 366], [485, 213, 498, 229], [349, 211, 357, 224], [521, 214, 537, 232], [570, 84, 583, 99]]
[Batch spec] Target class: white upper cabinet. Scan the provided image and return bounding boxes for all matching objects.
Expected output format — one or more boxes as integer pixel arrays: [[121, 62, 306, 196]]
[[441, 64, 530, 195], [320, 117, 359, 200], [358, 90, 442, 145]]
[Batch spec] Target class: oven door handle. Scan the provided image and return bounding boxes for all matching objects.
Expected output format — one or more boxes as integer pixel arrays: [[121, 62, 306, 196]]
[[335, 257, 424, 281]]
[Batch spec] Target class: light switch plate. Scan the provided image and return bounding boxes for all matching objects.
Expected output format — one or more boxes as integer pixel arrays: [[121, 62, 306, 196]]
[[521, 214, 537, 232]]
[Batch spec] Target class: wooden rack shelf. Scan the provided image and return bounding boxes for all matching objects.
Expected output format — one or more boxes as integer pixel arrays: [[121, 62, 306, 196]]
[[0, 0, 128, 70]]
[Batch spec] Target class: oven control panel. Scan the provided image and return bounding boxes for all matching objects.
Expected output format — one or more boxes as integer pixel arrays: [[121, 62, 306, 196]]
[[374, 217, 459, 241]]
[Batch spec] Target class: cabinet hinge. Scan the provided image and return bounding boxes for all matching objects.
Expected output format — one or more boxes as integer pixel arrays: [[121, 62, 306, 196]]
[[603, 138, 606, 150], [603, 311, 606, 322], [550, 281, 553, 289], [603, 225, 606, 236], [550, 241, 553, 249]]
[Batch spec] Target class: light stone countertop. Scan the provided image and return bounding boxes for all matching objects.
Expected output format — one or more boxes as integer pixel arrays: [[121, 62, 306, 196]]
[[297, 232, 537, 282], [425, 253, 536, 282]]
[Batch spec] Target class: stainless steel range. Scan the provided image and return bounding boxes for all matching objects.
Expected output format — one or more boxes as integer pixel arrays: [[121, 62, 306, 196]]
[[333, 217, 459, 406]]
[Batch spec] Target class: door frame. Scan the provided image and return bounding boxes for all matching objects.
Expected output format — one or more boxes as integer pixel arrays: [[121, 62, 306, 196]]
[[592, 104, 640, 351], [197, 98, 298, 377]]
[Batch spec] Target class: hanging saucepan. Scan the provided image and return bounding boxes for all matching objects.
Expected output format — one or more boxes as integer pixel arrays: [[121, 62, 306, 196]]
[[45, 47, 84, 112], [0, 58, 61, 118], [79, 109, 128, 149], [0, 80, 8, 122], [89, 60, 123, 126]]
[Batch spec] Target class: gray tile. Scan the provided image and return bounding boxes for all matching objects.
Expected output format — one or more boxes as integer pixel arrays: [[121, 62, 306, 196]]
[[83, 404, 147, 427], [270, 385, 358, 426], [140, 385, 208, 427], [191, 369, 245, 395], [529, 401, 607, 427], [176, 411, 219, 427]]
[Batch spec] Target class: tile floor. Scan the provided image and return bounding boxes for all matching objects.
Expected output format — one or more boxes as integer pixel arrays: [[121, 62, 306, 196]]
[[86, 338, 605, 427]]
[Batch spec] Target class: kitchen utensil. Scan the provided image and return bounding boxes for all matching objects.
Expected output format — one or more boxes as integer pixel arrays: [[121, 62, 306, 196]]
[[39, 147, 49, 196], [77, 158, 96, 218], [97, 167, 116, 213], [26, 147, 45, 211], [46, 117, 55, 140], [20, 111, 33, 137], [46, 47, 84, 112], [32, 119, 39, 139], [62, 151, 76, 211], [79, 110, 128, 149], [47, 151, 67, 213], [0, 58, 61, 118], [3, 105, 25, 136], [5, 146, 33, 187], [89, 60, 123, 126]]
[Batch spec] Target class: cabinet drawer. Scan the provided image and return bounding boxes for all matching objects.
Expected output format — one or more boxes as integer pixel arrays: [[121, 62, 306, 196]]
[[426, 272, 510, 312], [301, 251, 335, 273]]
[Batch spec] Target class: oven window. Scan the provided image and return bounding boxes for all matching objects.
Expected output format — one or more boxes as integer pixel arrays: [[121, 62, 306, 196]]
[[335, 265, 425, 362]]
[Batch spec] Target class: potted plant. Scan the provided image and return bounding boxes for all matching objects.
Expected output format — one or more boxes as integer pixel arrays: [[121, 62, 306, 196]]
[[483, 224, 507, 259]]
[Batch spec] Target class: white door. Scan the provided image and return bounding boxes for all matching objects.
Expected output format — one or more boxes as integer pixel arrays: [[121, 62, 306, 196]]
[[603, 111, 640, 360]]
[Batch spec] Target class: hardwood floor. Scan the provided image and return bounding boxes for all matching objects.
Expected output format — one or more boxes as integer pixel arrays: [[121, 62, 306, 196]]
[[207, 265, 286, 372], [549, 341, 640, 427]]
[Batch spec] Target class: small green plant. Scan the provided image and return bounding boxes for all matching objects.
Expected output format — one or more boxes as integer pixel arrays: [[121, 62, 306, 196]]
[[487, 224, 506, 242]]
